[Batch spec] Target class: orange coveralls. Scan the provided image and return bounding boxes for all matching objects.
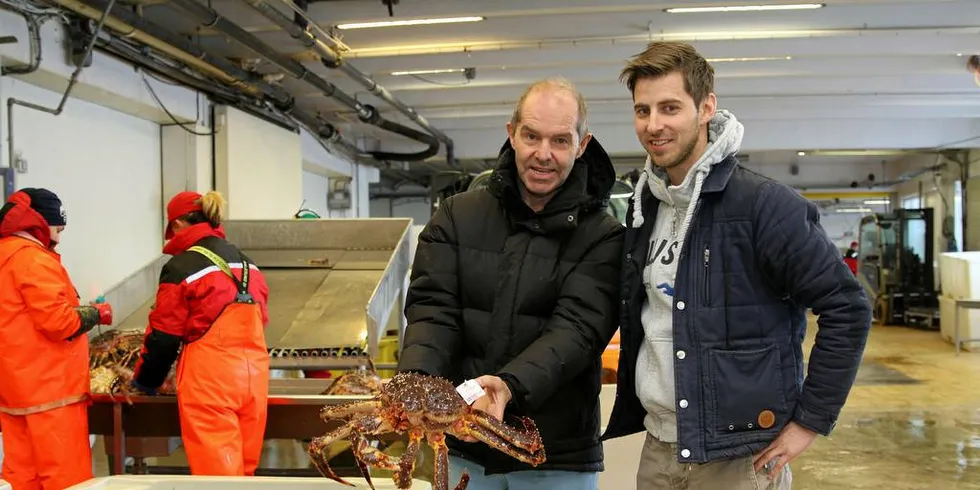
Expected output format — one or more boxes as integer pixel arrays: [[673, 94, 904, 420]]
[[0, 237, 93, 490]]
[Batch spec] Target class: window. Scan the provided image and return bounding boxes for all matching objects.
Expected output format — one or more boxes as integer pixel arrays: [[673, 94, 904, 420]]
[[902, 195, 921, 209]]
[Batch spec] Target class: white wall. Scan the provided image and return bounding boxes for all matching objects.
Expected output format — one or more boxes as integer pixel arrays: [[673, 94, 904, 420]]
[[744, 160, 884, 189], [214, 105, 303, 219], [1, 77, 162, 300], [302, 171, 329, 217], [369, 197, 430, 226]]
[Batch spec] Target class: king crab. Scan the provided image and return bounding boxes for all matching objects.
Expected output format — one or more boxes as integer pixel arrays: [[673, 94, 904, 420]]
[[321, 358, 384, 396], [308, 372, 546, 490]]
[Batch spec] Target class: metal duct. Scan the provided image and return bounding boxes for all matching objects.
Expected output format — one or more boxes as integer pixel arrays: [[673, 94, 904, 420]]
[[48, 0, 377, 165], [52, 0, 289, 105], [166, 0, 439, 162], [243, 0, 458, 167]]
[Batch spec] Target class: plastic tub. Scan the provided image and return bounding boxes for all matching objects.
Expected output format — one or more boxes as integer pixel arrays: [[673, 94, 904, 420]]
[[67, 475, 432, 489]]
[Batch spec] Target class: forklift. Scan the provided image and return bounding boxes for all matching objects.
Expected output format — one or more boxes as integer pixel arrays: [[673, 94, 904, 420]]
[[856, 208, 940, 328]]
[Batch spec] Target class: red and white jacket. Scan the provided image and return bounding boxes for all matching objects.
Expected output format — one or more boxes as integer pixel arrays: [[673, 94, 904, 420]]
[[133, 223, 269, 389]]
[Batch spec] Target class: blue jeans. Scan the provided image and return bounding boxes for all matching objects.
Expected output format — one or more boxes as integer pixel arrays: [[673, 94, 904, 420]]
[[448, 455, 599, 490]]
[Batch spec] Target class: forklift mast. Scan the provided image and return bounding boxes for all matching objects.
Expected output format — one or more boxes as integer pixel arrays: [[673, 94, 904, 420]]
[[857, 208, 938, 327]]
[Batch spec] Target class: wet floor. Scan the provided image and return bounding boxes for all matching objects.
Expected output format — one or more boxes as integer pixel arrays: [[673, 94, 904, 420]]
[[789, 322, 980, 489], [92, 319, 980, 489]]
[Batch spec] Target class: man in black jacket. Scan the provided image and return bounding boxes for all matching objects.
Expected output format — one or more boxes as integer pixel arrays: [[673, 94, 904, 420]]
[[603, 42, 873, 489], [397, 77, 624, 489]]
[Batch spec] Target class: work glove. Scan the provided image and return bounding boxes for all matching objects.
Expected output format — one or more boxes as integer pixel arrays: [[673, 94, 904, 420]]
[[70, 302, 114, 340], [92, 302, 113, 325]]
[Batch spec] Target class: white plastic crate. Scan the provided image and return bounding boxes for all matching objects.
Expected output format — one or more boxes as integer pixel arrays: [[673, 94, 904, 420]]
[[939, 252, 980, 300], [67, 475, 432, 490]]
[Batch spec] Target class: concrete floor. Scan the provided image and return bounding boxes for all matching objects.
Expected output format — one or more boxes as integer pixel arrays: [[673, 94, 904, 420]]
[[91, 320, 980, 489]]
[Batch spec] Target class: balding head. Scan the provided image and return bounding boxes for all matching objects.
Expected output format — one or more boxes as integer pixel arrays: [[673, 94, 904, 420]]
[[509, 77, 589, 141]]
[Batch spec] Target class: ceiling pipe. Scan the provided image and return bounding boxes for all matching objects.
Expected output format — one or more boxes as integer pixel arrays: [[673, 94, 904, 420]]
[[165, 0, 439, 162], [242, 0, 458, 168], [52, 0, 288, 105], [49, 0, 386, 167]]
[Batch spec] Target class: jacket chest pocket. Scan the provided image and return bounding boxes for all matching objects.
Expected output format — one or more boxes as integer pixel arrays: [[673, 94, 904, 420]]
[[706, 345, 789, 435]]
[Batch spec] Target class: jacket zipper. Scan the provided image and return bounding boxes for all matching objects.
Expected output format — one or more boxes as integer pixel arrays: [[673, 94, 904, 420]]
[[702, 246, 711, 306]]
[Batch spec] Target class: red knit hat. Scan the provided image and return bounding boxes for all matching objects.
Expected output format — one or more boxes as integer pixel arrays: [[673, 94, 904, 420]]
[[165, 191, 203, 239]]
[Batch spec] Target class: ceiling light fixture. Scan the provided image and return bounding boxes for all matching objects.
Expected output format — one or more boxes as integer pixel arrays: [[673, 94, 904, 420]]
[[336, 16, 485, 30], [708, 56, 792, 62], [665, 4, 824, 13], [391, 68, 465, 76], [863, 199, 890, 205]]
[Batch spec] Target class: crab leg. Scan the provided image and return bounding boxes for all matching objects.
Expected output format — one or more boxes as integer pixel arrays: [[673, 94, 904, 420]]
[[320, 400, 383, 421], [308, 423, 356, 487], [393, 429, 424, 489], [426, 432, 469, 490], [463, 411, 545, 455], [459, 421, 546, 467]]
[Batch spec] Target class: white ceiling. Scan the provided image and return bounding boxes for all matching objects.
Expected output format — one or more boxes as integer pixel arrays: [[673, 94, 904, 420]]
[[143, 0, 980, 177]]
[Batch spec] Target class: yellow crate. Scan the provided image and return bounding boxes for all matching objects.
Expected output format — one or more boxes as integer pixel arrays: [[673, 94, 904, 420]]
[[377, 336, 399, 378]]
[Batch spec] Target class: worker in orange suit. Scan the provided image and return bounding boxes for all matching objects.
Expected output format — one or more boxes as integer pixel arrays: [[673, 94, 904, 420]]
[[0, 188, 113, 490], [130, 190, 271, 476]]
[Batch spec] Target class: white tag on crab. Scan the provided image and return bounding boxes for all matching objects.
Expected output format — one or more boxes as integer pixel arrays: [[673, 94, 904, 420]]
[[455, 379, 486, 405]]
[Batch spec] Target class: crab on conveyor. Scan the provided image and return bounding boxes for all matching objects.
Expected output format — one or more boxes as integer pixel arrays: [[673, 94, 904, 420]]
[[308, 372, 547, 490], [321, 358, 384, 396]]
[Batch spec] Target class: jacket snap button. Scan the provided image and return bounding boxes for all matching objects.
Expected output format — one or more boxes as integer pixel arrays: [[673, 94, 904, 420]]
[[676, 301, 686, 310], [626, 253, 632, 261], [567, 215, 574, 222], [728, 424, 735, 431], [676, 350, 686, 360], [679, 399, 689, 409], [681, 449, 691, 458], [747, 423, 754, 429]]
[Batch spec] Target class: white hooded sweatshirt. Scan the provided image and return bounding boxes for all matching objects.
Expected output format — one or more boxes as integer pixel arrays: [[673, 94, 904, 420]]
[[630, 109, 744, 443]]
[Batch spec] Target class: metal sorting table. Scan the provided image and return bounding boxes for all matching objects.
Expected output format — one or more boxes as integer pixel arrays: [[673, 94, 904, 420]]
[[89, 378, 385, 476], [113, 218, 414, 370], [953, 299, 980, 355]]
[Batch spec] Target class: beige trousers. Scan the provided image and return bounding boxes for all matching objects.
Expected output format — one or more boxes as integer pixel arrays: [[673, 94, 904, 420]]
[[636, 433, 793, 490]]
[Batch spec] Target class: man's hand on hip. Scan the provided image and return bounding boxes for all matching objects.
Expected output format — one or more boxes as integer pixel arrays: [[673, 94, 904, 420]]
[[752, 421, 818, 476], [458, 375, 513, 443]]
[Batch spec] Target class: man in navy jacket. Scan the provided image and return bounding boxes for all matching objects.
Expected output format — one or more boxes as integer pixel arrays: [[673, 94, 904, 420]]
[[603, 41, 873, 490]]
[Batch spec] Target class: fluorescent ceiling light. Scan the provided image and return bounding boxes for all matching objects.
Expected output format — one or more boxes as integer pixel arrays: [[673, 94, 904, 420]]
[[836, 207, 873, 213], [665, 4, 824, 13], [707, 56, 792, 62], [863, 199, 890, 205], [391, 68, 465, 76], [336, 16, 485, 30]]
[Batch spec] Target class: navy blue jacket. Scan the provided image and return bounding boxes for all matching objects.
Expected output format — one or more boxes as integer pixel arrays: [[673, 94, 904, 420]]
[[602, 155, 872, 464]]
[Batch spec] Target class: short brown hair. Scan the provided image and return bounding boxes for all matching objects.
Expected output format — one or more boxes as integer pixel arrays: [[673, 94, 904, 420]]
[[509, 77, 588, 140], [619, 41, 714, 106]]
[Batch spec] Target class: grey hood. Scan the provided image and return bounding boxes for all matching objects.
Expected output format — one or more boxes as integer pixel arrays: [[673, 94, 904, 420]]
[[629, 109, 744, 229]]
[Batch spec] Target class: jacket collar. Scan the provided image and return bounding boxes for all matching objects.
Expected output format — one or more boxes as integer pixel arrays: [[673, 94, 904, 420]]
[[162, 222, 226, 255], [701, 154, 739, 194]]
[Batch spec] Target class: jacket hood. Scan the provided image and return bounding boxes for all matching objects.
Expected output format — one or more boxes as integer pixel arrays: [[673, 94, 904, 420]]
[[489, 135, 617, 214], [0, 192, 54, 248]]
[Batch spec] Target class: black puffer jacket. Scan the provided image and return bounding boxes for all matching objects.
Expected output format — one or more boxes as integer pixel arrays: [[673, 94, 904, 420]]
[[398, 137, 625, 474]]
